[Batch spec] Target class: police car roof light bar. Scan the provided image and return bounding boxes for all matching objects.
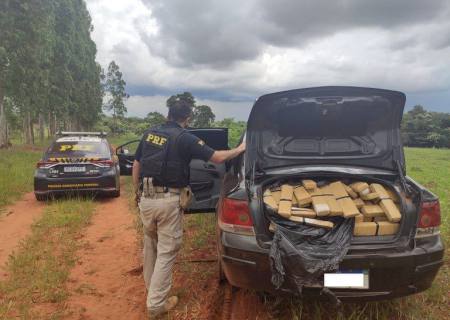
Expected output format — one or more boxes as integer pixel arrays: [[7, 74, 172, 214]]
[[56, 131, 107, 138]]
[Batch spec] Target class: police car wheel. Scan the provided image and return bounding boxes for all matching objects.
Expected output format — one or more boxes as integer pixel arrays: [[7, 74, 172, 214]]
[[35, 193, 47, 202], [110, 189, 120, 198]]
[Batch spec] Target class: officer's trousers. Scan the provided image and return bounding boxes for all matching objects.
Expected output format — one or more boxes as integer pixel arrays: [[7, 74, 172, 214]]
[[138, 192, 183, 311]]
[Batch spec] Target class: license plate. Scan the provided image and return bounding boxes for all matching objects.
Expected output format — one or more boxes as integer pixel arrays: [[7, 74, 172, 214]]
[[324, 269, 369, 289], [63, 166, 86, 173]]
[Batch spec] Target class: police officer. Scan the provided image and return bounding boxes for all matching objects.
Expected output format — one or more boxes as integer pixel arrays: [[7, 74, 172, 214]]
[[132, 100, 245, 317]]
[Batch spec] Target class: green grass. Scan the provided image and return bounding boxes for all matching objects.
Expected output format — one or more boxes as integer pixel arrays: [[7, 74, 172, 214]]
[[0, 146, 42, 209], [107, 133, 139, 147], [405, 147, 449, 240], [0, 197, 95, 319]]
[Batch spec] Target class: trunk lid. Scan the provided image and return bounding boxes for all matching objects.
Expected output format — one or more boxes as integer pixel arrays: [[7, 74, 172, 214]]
[[245, 86, 406, 176]]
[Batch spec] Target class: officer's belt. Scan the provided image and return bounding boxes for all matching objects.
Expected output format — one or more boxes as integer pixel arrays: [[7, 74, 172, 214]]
[[154, 186, 181, 194]]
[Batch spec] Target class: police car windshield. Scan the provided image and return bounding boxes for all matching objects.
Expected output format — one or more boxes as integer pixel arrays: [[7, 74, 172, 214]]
[[46, 138, 110, 158]]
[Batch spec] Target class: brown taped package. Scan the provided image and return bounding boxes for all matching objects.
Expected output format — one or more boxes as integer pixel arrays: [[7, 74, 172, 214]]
[[345, 185, 358, 199], [350, 182, 370, 196], [353, 198, 365, 209], [269, 222, 277, 233], [377, 221, 399, 235], [310, 189, 331, 216], [370, 184, 402, 222], [374, 216, 388, 222], [293, 185, 312, 206], [302, 179, 317, 190], [278, 184, 294, 218], [321, 185, 343, 216], [386, 188, 400, 203], [354, 221, 399, 236], [291, 207, 316, 218], [263, 189, 278, 210], [361, 192, 379, 201], [354, 222, 377, 236], [289, 216, 334, 229], [291, 192, 298, 205], [271, 189, 281, 204], [328, 181, 360, 218], [361, 205, 385, 217]]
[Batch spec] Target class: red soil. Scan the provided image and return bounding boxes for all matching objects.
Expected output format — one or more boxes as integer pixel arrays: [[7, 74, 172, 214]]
[[64, 193, 147, 320], [0, 192, 46, 280], [0, 187, 271, 319]]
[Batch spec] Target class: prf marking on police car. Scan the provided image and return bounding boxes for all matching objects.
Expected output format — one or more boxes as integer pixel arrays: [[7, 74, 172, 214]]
[[146, 134, 167, 146]]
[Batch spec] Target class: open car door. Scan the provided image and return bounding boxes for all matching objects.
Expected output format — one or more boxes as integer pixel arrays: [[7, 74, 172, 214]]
[[117, 128, 229, 213], [116, 140, 140, 175], [186, 128, 228, 213]]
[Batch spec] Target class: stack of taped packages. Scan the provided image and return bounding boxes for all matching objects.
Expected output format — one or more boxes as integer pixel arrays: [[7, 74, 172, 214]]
[[264, 180, 402, 236]]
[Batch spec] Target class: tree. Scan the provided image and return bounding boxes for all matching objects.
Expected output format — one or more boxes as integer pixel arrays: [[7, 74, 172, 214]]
[[166, 92, 216, 127], [213, 117, 247, 147], [103, 61, 128, 133], [192, 105, 215, 127], [166, 92, 195, 108], [401, 105, 450, 148], [145, 111, 166, 127], [0, 0, 102, 145]]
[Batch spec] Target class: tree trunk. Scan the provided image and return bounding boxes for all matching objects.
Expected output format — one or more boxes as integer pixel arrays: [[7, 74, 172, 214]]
[[23, 111, 33, 145], [39, 113, 45, 143], [0, 84, 9, 148], [29, 112, 35, 145], [22, 117, 28, 144]]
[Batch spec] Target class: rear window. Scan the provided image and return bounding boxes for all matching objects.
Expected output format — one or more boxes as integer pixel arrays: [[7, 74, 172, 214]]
[[46, 138, 110, 158]]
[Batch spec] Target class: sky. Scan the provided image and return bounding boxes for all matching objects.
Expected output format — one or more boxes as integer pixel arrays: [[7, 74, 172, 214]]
[[86, 0, 450, 120]]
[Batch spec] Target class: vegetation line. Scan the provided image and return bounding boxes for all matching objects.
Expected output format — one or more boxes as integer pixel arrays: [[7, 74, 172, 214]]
[[0, 198, 95, 319], [0, 147, 41, 209]]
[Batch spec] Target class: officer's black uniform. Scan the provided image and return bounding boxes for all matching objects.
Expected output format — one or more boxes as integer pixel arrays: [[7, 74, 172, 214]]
[[135, 121, 215, 188]]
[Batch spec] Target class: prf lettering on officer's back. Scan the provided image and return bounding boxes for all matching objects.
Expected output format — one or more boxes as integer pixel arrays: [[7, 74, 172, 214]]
[[146, 134, 168, 146]]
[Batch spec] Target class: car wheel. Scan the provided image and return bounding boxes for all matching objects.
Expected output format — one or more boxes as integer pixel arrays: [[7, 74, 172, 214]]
[[35, 193, 47, 201], [111, 188, 120, 198], [218, 259, 226, 283]]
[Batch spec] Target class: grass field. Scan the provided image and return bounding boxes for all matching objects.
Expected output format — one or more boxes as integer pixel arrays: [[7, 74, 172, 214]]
[[0, 146, 42, 209]]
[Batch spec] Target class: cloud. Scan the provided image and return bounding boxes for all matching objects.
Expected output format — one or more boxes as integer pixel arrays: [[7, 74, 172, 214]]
[[86, 0, 450, 118], [140, 0, 449, 67]]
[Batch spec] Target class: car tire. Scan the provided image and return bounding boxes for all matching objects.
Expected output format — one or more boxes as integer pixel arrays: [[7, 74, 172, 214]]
[[111, 188, 120, 198], [35, 193, 47, 201], [218, 259, 226, 283]]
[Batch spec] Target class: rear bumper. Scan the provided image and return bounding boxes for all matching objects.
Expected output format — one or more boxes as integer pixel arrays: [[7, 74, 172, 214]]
[[218, 231, 444, 301], [34, 170, 118, 194]]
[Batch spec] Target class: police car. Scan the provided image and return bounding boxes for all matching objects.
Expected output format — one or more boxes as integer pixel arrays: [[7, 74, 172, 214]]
[[34, 132, 121, 201]]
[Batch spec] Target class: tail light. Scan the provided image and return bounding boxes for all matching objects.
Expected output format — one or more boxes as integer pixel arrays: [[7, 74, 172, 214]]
[[92, 159, 114, 168], [36, 160, 55, 168], [416, 200, 440, 237], [218, 198, 254, 236]]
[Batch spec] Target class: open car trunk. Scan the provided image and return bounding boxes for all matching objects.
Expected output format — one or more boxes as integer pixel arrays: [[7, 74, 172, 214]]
[[257, 173, 420, 244], [245, 86, 406, 175]]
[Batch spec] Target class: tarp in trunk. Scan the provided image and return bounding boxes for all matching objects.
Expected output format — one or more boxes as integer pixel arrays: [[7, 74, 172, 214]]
[[268, 210, 354, 294]]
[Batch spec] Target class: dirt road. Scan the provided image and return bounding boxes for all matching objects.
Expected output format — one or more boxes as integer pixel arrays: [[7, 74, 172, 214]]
[[62, 188, 270, 319], [0, 192, 46, 280], [0, 185, 271, 319], [64, 193, 146, 319]]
